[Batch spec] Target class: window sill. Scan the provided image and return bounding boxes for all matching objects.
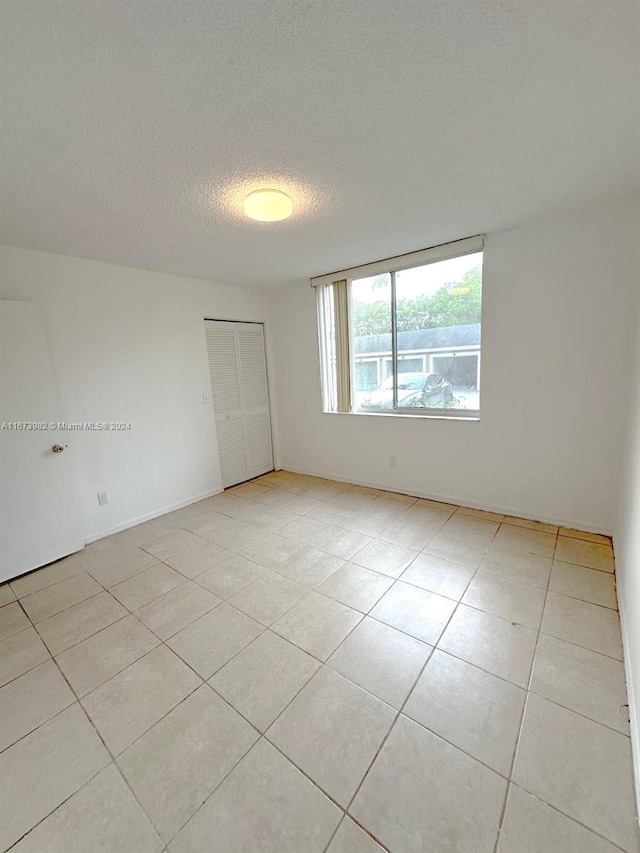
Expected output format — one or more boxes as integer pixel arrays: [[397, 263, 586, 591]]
[[323, 409, 480, 422]]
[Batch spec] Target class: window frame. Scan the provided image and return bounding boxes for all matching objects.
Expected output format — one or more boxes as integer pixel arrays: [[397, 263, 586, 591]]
[[314, 236, 483, 421]]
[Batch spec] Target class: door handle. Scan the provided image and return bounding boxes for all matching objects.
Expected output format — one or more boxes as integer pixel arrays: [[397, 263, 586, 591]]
[[51, 444, 65, 453]]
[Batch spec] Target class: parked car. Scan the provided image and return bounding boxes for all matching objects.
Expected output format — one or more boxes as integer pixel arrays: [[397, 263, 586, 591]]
[[360, 372, 453, 409]]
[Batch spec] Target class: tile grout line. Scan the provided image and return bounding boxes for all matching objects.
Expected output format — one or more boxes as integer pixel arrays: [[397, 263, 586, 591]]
[[2, 496, 611, 606], [151, 685, 261, 846], [7, 554, 220, 850], [323, 552, 483, 852], [490, 525, 559, 853], [183, 534, 432, 848], [329, 519, 618, 850], [4, 513, 620, 727], [2, 514, 621, 691], [320, 519, 507, 851], [501, 780, 631, 853], [210, 478, 625, 850], [3, 606, 167, 853], [83, 590, 271, 846], [0, 474, 624, 851], [16, 555, 271, 850], [7, 557, 627, 844], [1, 472, 611, 587]]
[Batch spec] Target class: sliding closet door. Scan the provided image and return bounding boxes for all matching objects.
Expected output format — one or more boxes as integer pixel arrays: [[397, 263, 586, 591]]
[[205, 320, 273, 488], [205, 322, 247, 487], [236, 324, 274, 477]]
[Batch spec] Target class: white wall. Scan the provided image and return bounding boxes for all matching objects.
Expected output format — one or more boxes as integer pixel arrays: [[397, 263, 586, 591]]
[[270, 196, 640, 532], [0, 244, 276, 541], [615, 286, 640, 806]]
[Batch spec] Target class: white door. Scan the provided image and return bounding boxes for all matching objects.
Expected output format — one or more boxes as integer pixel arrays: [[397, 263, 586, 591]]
[[205, 320, 274, 488], [0, 301, 84, 582]]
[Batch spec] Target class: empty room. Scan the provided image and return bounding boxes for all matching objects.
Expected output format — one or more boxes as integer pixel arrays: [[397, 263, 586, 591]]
[[0, 1, 639, 852]]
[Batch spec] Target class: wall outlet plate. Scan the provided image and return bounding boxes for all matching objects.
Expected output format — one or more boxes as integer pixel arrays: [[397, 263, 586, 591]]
[[97, 491, 109, 506]]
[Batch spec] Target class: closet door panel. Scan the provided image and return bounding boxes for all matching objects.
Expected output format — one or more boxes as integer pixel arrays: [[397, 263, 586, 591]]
[[214, 414, 248, 487], [237, 324, 270, 408], [206, 323, 242, 415], [236, 324, 273, 479], [245, 409, 273, 477], [205, 320, 273, 488]]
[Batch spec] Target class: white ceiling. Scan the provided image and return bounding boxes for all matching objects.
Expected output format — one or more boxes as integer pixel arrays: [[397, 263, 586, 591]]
[[0, 1, 638, 288]]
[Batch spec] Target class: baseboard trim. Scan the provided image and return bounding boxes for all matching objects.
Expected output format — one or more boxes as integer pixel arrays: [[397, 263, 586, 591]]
[[278, 463, 613, 535], [612, 536, 640, 823], [83, 487, 224, 544]]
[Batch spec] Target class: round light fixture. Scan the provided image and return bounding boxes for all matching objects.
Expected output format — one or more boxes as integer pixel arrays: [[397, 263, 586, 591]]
[[244, 189, 293, 222]]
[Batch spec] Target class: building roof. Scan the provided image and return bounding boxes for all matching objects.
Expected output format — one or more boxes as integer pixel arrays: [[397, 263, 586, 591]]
[[354, 324, 481, 355]]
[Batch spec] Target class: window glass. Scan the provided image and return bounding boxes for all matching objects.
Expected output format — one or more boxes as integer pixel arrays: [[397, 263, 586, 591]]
[[395, 374, 426, 390], [395, 252, 482, 411], [351, 273, 392, 410], [316, 239, 482, 417]]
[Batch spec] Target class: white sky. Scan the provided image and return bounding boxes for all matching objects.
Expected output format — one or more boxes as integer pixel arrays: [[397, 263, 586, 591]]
[[352, 251, 483, 304]]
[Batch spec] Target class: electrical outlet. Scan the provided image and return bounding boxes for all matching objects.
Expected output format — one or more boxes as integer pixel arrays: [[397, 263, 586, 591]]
[[202, 391, 211, 405], [97, 491, 109, 506], [389, 456, 397, 468]]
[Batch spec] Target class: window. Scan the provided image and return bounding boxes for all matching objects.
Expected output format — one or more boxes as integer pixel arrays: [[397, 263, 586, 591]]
[[314, 236, 483, 417]]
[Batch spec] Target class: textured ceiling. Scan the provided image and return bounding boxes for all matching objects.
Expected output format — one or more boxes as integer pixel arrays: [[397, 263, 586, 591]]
[[0, 0, 638, 288]]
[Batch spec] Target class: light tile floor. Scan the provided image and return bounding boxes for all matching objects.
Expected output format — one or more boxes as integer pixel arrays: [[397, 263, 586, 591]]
[[0, 470, 637, 852]]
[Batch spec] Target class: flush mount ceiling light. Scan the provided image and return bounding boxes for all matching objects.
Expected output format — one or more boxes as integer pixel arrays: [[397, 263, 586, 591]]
[[243, 189, 293, 222]]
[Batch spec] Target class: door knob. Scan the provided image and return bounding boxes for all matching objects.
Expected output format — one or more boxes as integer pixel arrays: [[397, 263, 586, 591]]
[[51, 444, 65, 453]]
